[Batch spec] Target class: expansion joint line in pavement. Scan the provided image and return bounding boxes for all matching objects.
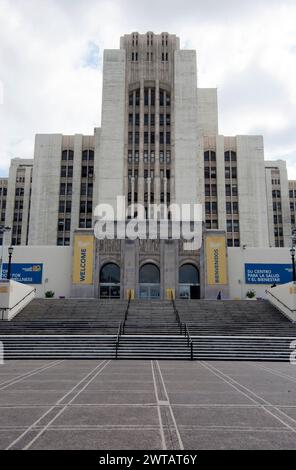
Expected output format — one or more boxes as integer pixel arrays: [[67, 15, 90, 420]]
[[0, 360, 65, 390], [200, 361, 296, 435], [6, 360, 111, 450], [151, 360, 184, 451]]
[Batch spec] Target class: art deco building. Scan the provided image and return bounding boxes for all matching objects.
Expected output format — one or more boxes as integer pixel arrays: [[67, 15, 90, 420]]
[[1, 32, 295, 299]]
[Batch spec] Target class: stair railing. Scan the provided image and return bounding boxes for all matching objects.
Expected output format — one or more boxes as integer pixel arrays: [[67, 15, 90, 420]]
[[122, 293, 131, 334], [184, 322, 194, 361], [115, 321, 123, 360], [172, 299, 183, 334]]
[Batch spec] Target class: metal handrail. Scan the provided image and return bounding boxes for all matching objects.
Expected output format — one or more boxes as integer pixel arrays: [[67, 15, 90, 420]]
[[122, 293, 132, 334], [184, 322, 194, 361], [172, 299, 181, 325], [115, 321, 123, 359]]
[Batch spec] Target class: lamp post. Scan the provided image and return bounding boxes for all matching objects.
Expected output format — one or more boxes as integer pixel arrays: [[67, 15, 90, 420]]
[[0, 226, 11, 280], [7, 246, 14, 281], [291, 229, 296, 285]]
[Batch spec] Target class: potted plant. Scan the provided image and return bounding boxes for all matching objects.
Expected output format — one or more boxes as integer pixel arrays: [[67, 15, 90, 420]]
[[45, 291, 55, 298], [246, 290, 256, 300]]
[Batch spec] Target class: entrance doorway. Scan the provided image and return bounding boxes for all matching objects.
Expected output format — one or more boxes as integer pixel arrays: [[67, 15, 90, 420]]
[[99, 263, 121, 299], [179, 264, 200, 299], [139, 263, 160, 299]]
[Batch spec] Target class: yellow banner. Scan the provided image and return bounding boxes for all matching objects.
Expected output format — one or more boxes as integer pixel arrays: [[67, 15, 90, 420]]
[[206, 235, 228, 285], [73, 235, 94, 285]]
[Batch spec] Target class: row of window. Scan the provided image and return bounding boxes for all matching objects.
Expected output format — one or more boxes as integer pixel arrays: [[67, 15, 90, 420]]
[[205, 184, 238, 197], [128, 152, 171, 164], [131, 52, 169, 62], [15, 188, 24, 196], [128, 90, 171, 107], [204, 167, 238, 179], [289, 190, 296, 198], [127, 193, 171, 204], [128, 170, 171, 179], [128, 132, 171, 145], [0, 188, 7, 196], [204, 151, 237, 162], [128, 114, 171, 126], [61, 149, 94, 162], [131, 33, 169, 48]]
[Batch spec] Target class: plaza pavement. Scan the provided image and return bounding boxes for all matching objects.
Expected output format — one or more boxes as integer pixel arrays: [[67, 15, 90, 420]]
[[0, 359, 296, 450]]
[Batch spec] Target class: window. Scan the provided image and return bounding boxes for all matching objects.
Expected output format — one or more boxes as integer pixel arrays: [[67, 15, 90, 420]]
[[225, 184, 231, 196], [225, 167, 231, 179], [129, 113, 133, 125], [150, 132, 155, 144], [233, 220, 240, 232], [204, 167, 210, 179], [225, 151, 230, 162], [144, 132, 149, 144], [65, 219, 71, 231], [205, 184, 210, 196], [66, 201, 72, 213], [150, 114, 155, 126], [81, 183, 87, 196], [210, 168, 216, 179], [166, 132, 171, 144], [166, 152, 171, 163], [226, 202, 232, 214], [60, 183, 66, 195], [144, 114, 149, 125], [160, 152, 164, 163], [160, 91, 164, 106], [59, 201, 65, 213], [233, 202, 239, 214], [227, 220, 232, 232], [144, 89, 149, 106], [232, 184, 238, 196]]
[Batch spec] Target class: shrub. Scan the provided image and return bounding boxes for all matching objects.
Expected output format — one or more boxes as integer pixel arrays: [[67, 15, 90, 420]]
[[246, 290, 256, 299], [45, 291, 55, 298]]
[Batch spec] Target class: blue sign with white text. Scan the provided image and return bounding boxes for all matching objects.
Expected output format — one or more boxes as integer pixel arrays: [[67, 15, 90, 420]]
[[245, 263, 292, 285], [1, 263, 43, 284]]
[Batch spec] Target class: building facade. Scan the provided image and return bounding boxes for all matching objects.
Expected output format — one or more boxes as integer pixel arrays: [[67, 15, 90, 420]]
[[1, 32, 295, 299]]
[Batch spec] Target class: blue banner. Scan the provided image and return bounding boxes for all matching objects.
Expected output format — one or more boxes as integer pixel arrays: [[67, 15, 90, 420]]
[[1, 263, 43, 284], [245, 263, 292, 285]]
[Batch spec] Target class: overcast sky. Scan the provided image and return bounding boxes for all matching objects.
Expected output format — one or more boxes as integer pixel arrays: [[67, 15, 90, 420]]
[[0, 0, 296, 177]]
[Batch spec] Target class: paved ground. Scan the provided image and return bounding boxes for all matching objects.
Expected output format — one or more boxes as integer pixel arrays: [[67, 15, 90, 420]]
[[0, 359, 296, 450]]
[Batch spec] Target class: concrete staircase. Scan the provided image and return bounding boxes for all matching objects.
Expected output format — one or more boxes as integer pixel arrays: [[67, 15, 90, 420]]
[[0, 298, 295, 361]]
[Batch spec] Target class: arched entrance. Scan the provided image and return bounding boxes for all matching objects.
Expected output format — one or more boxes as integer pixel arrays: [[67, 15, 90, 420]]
[[139, 263, 160, 299], [179, 264, 200, 299], [100, 263, 121, 299]]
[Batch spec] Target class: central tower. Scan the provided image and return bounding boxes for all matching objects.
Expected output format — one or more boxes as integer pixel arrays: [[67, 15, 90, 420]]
[[95, 31, 201, 217]]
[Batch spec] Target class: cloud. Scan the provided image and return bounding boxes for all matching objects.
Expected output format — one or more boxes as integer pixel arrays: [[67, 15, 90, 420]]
[[0, 0, 295, 179]]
